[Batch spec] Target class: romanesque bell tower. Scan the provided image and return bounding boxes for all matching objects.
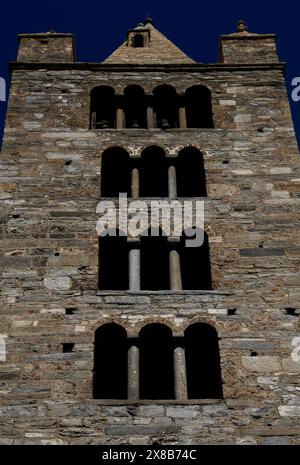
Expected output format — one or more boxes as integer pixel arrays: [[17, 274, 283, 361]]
[[0, 19, 299, 445]]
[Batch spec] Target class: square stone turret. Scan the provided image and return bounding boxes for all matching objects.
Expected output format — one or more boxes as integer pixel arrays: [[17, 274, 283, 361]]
[[219, 20, 279, 63], [17, 31, 76, 62]]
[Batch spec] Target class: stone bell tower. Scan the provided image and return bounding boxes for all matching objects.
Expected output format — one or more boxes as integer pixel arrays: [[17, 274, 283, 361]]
[[0, 19, 299, 445]]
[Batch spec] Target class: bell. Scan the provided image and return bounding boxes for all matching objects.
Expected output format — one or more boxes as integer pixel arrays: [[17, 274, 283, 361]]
[[131, 120, 140, 129], [99, 120, 109, 129], [161, 118, 170, 129]]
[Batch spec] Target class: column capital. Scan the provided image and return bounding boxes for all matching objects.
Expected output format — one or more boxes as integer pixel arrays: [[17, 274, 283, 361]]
[[165, 154, 178, 160], [127, 237, 141, 246], [127, 334, 139, 340], [168, 236, 181, 245]]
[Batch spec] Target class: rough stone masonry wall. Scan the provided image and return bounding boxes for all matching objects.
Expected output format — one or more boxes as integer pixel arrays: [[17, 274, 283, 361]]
[[0, 64, 299, 445]]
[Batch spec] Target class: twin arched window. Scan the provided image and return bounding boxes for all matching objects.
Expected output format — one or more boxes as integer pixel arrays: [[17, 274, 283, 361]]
[[90, 84, 214, 129], [93, 322, 223, 400]]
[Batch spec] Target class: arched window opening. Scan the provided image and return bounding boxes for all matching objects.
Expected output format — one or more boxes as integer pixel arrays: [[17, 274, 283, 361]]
[[153, 85, 179, 129], [180, 230, 212, 290], [101, 147, 131, 197], [124, 85, 147, 129], [132, 34, 144, 48], [185, 86, 214, 128], [98, 233, 129, 290], [185, 323, 223, 399], [93, 324, 128, 399], [140, 146, 168, 197], [177, 147, 207, 197], [140, 229, 169, 290], [90, 86, 116, 129], [139, 324, 175, 399]]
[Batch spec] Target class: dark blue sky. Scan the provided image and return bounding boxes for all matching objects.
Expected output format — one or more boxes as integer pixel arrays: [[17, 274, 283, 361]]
[[0, 0, 299, 148]]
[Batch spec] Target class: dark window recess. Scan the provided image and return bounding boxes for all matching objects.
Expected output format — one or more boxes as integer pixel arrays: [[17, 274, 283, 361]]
[[185, 323, 223, 399], [251, 351, 258, 357], [101, 147, 131, 197], [140, 231, 169, 290], [180, 231, 212, 290], [153, 85, 179, 129], [93, 324, 128, 399], [90, 86, 116, 129], [140, 146, 168, 197], [177, 147, 207, 197], [285, 308, 298, 316], [139, 324, 175, 400], [65, 308, 76, 315], [132, 34, 144, 48], [185, 85, 214, 128], [62, 343, 75, 353], [227, 308, 237, 316], [98, 234, 129, 290], [124, 85, 147, 128]]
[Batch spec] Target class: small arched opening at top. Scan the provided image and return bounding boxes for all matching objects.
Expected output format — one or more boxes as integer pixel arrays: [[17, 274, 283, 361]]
[[185, 86, 214, 128], [177, 147, 207, 197], [124, 85, 147, 129], [184, 323, 223, 399], [101, 147, 131, 197], [139, 323, 175, 400], [132, 34, 144, 48], [139, 146, 168, 197], [90, 86, 116, 129], [153, 85, 179, 129], [93, 323, 128, 399]]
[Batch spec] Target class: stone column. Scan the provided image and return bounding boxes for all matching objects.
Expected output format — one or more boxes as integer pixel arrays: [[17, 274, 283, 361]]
[[128, 240, 140, 291], [168, 163, 177, 199], [147, 105, 155, 129], [128, 343, 139, 401], [147, 93, 155, 129], [131, 166, 139, 199], [91, 111, 97, 129], [116, 106, 124, 129], [174, 345, 188, 401], [179, 95, 187, 129], [169, 239, 182, 290], [179, 107, 187, 129]]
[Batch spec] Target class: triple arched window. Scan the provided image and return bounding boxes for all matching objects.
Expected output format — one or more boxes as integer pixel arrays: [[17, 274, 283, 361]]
[[101, 146, 207, 198], [90, 84, 214, 129], [98, 230, 212, 291], [93, 322, 223, 401]]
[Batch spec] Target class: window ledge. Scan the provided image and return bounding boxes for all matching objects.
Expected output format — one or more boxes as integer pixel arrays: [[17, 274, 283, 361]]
[[96, 290, 233, 296], [99, 197, 209, 201], [90, 398, 224, 405], [91, 128, 217, 132]]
